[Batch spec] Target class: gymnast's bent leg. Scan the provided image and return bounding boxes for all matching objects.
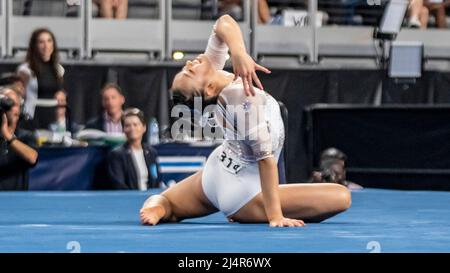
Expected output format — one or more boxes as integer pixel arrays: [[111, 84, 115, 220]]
[[140, 171, 218, 225], [229, 183, 351, 224]]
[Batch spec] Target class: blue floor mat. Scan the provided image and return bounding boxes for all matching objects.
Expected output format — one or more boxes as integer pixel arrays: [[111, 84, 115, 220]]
[[0, 189, 449, 252]]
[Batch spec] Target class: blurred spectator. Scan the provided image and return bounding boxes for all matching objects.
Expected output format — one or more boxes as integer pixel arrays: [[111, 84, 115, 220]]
[[310, 147, 363, 191], [424, 0, 449, 28], [86, 83, 125, 134], [50, 90, 68, 133], [0, 87, 38, 190], [218, 0, 243, 21], [256, 0, 272, 24], [408, 0, 450, 29], [0, 74, 36, 133], [93, 0, 128, 19], [48, 90, 81, 137], [107, 108, 161, 190], [0, 73, 26, 98], [218, 0, 272, 24], [339, 0, 366, 25], [17, 28, 65, 129], [408, 0, 429, 28]]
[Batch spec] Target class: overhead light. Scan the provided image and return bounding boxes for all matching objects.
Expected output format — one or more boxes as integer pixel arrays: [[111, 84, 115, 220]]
[[172, 51, 185, 61]]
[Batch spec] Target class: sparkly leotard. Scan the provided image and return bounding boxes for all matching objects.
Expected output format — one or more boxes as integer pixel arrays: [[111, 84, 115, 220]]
[[201, 26, 285, 217]]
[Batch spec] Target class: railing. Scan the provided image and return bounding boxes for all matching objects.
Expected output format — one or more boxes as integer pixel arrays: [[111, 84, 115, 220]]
[[0, 0, 449, 62], [252, 0, 316, 62], [85, 0, 165, 59], [0, 0, 6, 57], [167, 0, 251, 57], [6, 0, 84, 57]]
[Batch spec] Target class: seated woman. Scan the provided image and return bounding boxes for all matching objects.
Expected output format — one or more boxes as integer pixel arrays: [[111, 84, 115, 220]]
[[107, 108, 161, 190], [48, 90, 82, 137], [218, 0, 272, 24], [140, 15, 351, 228], [424, 0, 450, 28], [408, 0, 429, 28], [93, 0, 128, 19]]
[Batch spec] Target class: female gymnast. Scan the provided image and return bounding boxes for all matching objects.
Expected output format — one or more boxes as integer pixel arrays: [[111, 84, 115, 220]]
[[140, 15, 351, 228]]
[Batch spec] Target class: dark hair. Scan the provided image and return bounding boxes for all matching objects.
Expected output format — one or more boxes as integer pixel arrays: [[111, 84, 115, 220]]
[[0, 73, 22, 86], [122, 108, 146, 126], [55, 89, 68, 97], [170, 88, 218, 110], [171, 88, 192, 108], [0, 86, 23, 106], [101, 83, 125, 97], [320, 158, 342, 170], [320, 147, 347, 162], [0, 85, 22, 98], [26, 28, 61, 79]]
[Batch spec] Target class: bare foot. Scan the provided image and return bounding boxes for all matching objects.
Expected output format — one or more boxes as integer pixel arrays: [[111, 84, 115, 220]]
[[140, 205, 165, 226]]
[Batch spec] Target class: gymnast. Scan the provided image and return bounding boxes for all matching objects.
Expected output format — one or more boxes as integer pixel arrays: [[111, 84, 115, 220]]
[[140, 15, 351, 227]]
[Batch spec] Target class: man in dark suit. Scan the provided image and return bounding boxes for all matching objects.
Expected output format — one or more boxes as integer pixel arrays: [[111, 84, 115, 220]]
[[86, 83, 125, 133]]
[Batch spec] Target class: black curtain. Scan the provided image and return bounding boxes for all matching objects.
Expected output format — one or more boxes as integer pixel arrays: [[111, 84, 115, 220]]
[[116, 66, 168, 125], [258, 69, 382, 182], [63, 65, 170, 130], [382, 72, 450, 104], [63, 65, 109, 123], [307, 106, 450, 190], [0, 64, 18, 76]]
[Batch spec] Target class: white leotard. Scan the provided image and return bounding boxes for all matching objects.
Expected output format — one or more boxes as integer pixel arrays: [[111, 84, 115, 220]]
[[201, 26, 285, 217]]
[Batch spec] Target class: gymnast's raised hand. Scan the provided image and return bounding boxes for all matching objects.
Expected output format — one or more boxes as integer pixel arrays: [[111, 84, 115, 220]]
[[213, 15, 271, 96], [231, 51, 271, 96]]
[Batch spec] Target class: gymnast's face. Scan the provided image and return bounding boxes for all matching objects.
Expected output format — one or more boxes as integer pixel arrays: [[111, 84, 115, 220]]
[[124, 116, 146, 143], [171, 54, 215, 100]]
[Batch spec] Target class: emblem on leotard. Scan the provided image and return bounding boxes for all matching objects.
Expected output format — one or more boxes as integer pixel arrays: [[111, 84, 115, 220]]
[[242, 100, 251, 112]]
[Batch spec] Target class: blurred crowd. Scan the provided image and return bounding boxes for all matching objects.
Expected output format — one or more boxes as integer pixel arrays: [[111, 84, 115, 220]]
[[14, 0, 450, 28], [0, 27, 163, 191]]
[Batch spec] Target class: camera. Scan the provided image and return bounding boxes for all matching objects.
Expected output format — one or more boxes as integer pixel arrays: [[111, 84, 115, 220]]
[[0, 94, 14, 113], [0, 95, 14, 129], [319, 168, 337, 183], [318, 157, 342, 183]]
